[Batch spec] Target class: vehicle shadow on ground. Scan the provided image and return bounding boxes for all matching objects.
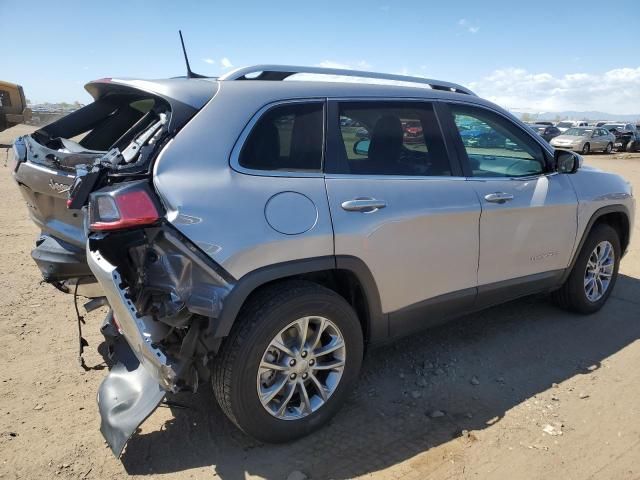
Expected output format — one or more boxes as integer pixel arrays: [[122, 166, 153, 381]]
[[120, 274, 640, 479]]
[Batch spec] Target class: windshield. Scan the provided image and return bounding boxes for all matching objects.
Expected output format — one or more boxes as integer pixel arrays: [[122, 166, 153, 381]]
[[557, 122, 573, 128], [564, 128, 592, 136]]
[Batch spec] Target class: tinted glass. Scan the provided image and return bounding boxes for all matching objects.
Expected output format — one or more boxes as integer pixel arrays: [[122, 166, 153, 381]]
[[240, 103, 323, 172], [451, 105, 545, 177], [335, 102, 450, 176], [0, 90, 11, 107]]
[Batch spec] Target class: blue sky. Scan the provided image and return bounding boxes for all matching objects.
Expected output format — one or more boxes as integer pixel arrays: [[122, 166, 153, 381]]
[[3, 0, 640, 113]]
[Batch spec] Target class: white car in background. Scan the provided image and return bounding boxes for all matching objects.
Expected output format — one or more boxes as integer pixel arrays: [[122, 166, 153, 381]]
[[556, 120, 590, 133]]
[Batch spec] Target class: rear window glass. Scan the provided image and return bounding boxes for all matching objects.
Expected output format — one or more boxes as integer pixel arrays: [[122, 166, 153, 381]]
[[0, 90, 12, 107], [239, 103, 323, 172]]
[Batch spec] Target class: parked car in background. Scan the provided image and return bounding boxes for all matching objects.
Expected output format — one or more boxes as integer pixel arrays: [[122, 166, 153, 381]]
[[402, 119, 424, 144], [556, 120, 590, 133], [354, 126, 369, 138], [0, 80, 31, 133], [600, 123, 639, 152], [533, 121, 554, 126], [550, 127, 615, 154], [602, 123, 636, 135], [529, 124, 562, 142]]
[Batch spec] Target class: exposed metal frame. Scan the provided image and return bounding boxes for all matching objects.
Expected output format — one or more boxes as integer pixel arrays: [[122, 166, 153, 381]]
[[219, 65, 475, 96]]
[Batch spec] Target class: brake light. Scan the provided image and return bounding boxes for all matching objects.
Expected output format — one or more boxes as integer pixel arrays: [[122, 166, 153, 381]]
[[90, 187, 160, 231]]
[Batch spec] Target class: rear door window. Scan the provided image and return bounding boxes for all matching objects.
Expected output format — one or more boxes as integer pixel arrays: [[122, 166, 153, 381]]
[[449, 104, 546, 178], [239, 103, 324, 172], [331, 101, 451, 176]]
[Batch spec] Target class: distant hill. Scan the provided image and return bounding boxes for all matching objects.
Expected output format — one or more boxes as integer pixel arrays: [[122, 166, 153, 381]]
[[514, 110, 640, 122]]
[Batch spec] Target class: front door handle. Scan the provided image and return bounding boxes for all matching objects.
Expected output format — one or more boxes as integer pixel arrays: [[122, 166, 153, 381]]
[[341, 198, 387, 212], [484, 192, 514, 204]]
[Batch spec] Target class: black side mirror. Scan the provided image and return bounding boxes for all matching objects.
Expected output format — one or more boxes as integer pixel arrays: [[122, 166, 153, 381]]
[[555, 149, 581, 174]]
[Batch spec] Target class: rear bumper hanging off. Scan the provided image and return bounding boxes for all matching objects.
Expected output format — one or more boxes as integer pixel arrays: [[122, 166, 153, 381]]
[[87, 246, 181, 456], [97, 330, 166, 457]]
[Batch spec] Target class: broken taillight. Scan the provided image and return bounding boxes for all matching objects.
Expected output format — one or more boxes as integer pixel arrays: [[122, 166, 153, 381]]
[[89, 182, 161, 231]]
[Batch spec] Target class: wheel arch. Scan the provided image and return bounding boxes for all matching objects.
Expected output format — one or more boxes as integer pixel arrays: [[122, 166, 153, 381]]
[[211, 255, 386, 347], [560, 204, 631, 285]]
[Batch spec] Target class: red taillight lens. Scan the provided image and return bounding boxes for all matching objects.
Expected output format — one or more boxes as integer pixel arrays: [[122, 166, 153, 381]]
[[90, 189, 160, 231]]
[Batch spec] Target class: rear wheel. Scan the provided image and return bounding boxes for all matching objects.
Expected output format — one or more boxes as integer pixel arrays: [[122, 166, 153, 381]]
[[212, 280, 363, 442], [553, 223, 620, 314], [581, 143, 591, 155], [604, 142, 613, 154]]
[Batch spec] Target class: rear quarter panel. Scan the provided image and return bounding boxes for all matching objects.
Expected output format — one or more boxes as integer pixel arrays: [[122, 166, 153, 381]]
[[152, 83, 333, 279]]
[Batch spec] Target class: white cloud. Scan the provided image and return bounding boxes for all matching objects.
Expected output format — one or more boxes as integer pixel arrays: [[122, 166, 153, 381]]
[[458, 18, 479, 34], [220, 57, 233, 69], [469, 67, 640, 114], [203, 58, 215, 65]]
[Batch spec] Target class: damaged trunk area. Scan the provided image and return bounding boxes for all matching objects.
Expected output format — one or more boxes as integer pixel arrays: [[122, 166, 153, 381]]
[[12, 78, 217, 287], [88, 224, 233, 456], [13, 93, 172, 287]]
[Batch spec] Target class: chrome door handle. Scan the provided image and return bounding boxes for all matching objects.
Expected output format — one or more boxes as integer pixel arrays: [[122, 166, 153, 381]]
[[484, 192, 514, 204], [341, 198, 387, 212]]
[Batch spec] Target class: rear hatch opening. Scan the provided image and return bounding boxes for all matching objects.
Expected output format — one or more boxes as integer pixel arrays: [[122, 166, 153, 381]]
[[11, 77, 218, 285]]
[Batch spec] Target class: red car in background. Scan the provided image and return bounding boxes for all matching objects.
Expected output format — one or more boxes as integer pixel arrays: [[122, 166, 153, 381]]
[[402, 120, 424, 144]]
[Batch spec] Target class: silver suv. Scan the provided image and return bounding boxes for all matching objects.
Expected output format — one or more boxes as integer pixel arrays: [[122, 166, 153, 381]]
[[11, 65, 635, 456]]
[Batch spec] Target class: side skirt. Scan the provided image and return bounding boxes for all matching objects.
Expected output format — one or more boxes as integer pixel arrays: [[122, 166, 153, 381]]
[[387, 270, 565, 340]]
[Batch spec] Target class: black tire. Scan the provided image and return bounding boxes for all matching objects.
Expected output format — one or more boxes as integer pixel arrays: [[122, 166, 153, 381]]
[[604, 142, 613, 154], [626, 141, 637, 152], [212, 280, 364, 443], [553, 223, 620, 314], [581, 143, 590, 155]]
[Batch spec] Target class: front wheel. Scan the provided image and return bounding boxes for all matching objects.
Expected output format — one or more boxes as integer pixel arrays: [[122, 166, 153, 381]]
[[553, 223, 620, 314], [212, 280, 363, 443], [581, 143, 591, 155], [604, 142, 613, 154]]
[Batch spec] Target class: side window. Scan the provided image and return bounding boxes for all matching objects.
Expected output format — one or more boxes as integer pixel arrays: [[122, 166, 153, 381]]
[[450, 105, 546, 178], [0, 90, 11, 107], [239, 103, 323, 172], [335, 102, 451, 176]]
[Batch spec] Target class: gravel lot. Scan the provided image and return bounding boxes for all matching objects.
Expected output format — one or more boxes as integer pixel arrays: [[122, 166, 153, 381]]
[[1, 124, 639, 480]]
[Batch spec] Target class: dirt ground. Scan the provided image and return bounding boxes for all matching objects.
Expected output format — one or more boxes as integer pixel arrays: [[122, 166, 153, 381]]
[[1, 124, 639, 480]]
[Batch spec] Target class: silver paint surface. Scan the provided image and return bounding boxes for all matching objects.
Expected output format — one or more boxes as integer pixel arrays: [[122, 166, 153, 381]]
[[264, 192, 319, 235]]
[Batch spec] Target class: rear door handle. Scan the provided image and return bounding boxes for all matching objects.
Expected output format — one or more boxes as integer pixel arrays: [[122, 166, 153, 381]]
[[341, 198, 387, 212], [484, 192, 514, 204]]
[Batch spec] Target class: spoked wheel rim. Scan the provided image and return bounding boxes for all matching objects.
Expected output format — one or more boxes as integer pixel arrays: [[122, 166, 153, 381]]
[[605, 143, 612, 153], [584, 240, 615, 302], [582, 143, 590, 154], [257, 316, 346, 420]]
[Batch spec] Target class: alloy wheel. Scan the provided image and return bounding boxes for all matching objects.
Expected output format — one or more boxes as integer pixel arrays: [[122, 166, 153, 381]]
[[584, 240, 615, 302], [257, 316, 346, 420]]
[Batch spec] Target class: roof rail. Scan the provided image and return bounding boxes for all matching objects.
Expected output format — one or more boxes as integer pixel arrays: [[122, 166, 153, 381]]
[[218, 65, 475, 96]]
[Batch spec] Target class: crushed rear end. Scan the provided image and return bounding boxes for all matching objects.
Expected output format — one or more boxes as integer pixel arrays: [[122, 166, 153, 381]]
[[11, 76, 222, 455], [11, 77, 217, 291], [86, 215, 234, 455]]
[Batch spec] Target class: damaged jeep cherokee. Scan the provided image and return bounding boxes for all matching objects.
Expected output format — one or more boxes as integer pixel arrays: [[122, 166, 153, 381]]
[[12, 65, 635, 457]]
